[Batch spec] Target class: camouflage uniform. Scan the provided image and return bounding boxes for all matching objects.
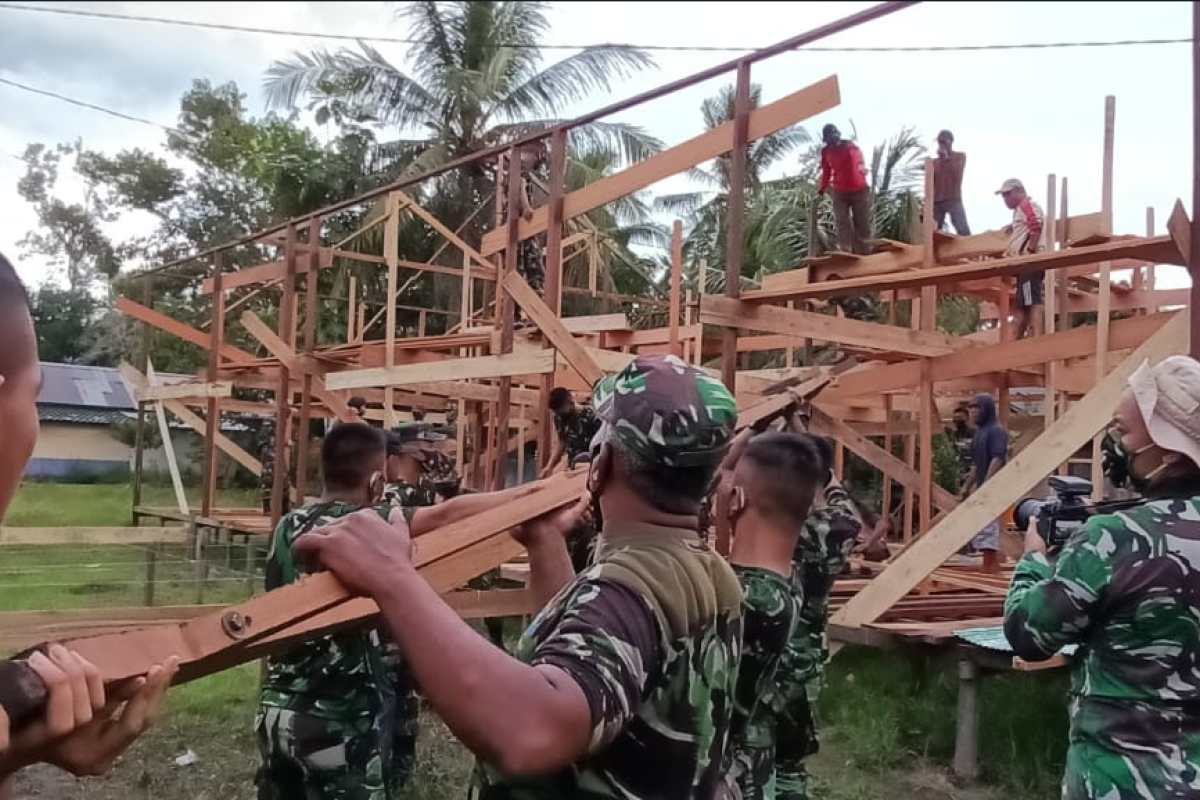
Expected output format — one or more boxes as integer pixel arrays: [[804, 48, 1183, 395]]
[[379, 476, 434, 789], [775, 482, 862, 800], [1004, 497, 1200, 800], [554, 405, 602, 465], [470, 354, 744, 799], [257, 501, 414, 800], [517, 177, 546, 297], [258, 426, 276, 515], [727, 566, 801, 800]]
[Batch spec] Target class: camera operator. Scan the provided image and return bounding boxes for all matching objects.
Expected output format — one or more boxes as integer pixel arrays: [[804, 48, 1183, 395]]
[[1004, 355, 1200, 800]]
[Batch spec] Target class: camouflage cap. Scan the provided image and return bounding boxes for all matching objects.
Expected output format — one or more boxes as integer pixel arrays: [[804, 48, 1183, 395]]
[[591, 354, 737, 468]]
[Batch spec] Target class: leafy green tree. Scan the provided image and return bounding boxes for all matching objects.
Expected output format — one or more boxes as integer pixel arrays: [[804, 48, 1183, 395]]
[[264, 0, 662, 240]]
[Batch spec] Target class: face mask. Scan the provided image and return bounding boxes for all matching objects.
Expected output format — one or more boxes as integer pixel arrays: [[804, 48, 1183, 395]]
[[1124, 440, 1167, 494]]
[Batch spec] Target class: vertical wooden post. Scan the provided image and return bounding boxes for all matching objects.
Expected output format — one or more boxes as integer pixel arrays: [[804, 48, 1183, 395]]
[[1092, 96, 1116, 500], [1146, 207, 1157, 309], [347, 275, 357, 343], [296, 217, 322, 503], [669, 220, 684, 357], [917, 158, 936, 537], [494, 144, 524, 490], [720, 61, 752, 392], [384, 194, 400, 430], [882, 394, 895, 520], [271, 224, 298, 529], [538, 130, 568, 473], [202, 252, 226, 518], [1043, 175, 1059, 430], [131, 276, 154, 521]]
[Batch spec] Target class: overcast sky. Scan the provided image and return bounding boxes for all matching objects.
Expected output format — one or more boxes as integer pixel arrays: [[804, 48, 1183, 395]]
[[0, 1, 1193, 290]]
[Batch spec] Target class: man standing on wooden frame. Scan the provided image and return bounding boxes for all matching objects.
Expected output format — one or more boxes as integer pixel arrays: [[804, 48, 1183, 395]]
[[817, 123, 871, 256], [997, 178, 1046, 340], [933, 130, 970, 235]]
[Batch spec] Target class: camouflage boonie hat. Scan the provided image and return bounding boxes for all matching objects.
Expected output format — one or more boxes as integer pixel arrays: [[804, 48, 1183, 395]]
[[591, 354, 737, 468]]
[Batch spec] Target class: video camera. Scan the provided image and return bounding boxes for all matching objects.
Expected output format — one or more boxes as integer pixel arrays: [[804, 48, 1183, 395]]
[[1015, 475, 1143, 551]]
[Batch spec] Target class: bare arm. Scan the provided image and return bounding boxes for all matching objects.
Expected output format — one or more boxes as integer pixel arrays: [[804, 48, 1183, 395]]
[[410, 482, 546, 537], [375, 568, 592, 774], [985, 456, 1003, 483], [517, 497, 589, 609], [540, 441, 565, 478]]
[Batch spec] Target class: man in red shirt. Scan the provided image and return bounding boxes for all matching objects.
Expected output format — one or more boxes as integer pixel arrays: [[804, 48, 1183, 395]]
[[817, 123, 871, 255]]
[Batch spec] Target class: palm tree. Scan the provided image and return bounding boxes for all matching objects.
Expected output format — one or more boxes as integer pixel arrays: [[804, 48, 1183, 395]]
[[264, 1, 663, 241], [654, 82, 809, 294]]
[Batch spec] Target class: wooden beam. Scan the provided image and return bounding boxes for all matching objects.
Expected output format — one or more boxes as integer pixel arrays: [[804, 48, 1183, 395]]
[[325, 352, 555, 392], [830, 310, 1188, 630], [503, 271, 605, 386], [746, 235, 1185, 302], [116, 297, 255, 363], [825, 312, 1174, 400], [135, 381, 233, 403], [480, 75, 841, 255], [700, 295, 971, 358], [240, 312, 359, 423]]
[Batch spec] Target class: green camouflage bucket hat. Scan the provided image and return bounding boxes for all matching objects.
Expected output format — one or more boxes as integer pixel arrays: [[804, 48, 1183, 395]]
[[591, 354, 738, 468]]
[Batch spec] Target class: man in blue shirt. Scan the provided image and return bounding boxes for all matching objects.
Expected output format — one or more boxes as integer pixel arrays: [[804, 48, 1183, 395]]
[[959, 393, 1008, 573]]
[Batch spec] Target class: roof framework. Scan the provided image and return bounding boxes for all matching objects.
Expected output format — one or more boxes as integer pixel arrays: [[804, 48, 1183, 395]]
[[6, 0, 1199, 693]]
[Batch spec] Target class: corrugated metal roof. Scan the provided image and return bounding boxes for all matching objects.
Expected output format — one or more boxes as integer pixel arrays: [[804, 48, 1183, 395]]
[[955, 625, 1079, 658], [38, 404, 134, 426], [37, 363, 189, 410]]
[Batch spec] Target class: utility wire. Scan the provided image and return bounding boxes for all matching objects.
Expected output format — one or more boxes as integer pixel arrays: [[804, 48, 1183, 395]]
[[0, 2, 1189, 53], [0, 76, 181, 136]]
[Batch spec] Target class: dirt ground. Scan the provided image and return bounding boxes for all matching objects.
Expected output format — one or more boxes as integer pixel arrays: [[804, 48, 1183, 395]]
[[12, 715, 1016, 800]]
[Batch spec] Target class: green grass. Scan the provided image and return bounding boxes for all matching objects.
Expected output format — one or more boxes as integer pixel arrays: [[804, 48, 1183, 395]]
[[5, 483, 258, 527]]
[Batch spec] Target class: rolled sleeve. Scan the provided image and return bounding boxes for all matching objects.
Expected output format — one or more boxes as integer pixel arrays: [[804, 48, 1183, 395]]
[[529, 578, 664, 751]]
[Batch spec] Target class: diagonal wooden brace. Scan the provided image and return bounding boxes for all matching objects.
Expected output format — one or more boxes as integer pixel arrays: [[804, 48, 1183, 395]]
[[503, 271, 606, 387], [241, 311, 359, 423]]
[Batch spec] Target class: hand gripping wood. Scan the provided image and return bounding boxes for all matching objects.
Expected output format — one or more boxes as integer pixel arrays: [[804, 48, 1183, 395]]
[[0, 472, 587, 728]]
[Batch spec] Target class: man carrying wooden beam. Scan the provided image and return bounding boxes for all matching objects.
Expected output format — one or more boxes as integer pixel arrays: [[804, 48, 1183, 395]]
[[539, 387, 601, 479], [0, 252, 176, 796], [291, 355, 744, 798]]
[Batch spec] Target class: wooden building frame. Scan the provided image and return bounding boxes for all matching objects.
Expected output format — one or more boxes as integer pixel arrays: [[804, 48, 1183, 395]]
[[6, 0, 1200, 700]]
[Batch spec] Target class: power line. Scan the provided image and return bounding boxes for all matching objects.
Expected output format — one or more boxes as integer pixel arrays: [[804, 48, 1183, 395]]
[[0, 76, 180, 136], [0, 2, 1189, 54]]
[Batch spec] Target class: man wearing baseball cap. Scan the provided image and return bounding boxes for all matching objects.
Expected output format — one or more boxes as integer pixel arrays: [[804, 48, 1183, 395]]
[[292, 354, 745, 798], [1005, 355, 1200, 799], [996, 178, 1046, 340]]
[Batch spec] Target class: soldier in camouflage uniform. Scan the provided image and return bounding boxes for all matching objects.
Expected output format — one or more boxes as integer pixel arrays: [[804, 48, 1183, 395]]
[[291, 354, 744, 799], [1005, 355, 1200, 800], [257, 423, 410, 800], [774, 433, 862, 800], [515, 145, 547, 305], [718, 430, 828, 800], [382, 426, 437, 508], [540, 387, 602, 478]]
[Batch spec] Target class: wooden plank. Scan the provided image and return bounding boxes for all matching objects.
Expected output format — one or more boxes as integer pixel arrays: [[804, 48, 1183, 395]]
[[747, 236, 1184, 302], [116, 297, 255, 363], [120, 362, 263, 476], [830, 310, 1188, 630], [0, 526, 188, 546], [700, 295, 970, 357], [480, 75, 841, 256], [136, 381, 233, 403], [240, 312, 359, 423], [325, 351, 556, 392], [503, 271, 605, 386], [807, 407, 958, 513], [825, 312, 1173, 400]]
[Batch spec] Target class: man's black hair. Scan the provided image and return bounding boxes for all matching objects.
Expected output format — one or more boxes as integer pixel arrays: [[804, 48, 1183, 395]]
[[548, 387, 573, 411], [614, 446, 715, 517], [348, 396, 367, 409], [809, 434, 835, 475], [322, 423, 386, 493], [740, 432, 825, 528]]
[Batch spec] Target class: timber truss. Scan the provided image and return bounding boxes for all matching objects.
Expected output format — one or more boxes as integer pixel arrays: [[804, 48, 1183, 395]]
[[2, 1, 1197, 709]]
